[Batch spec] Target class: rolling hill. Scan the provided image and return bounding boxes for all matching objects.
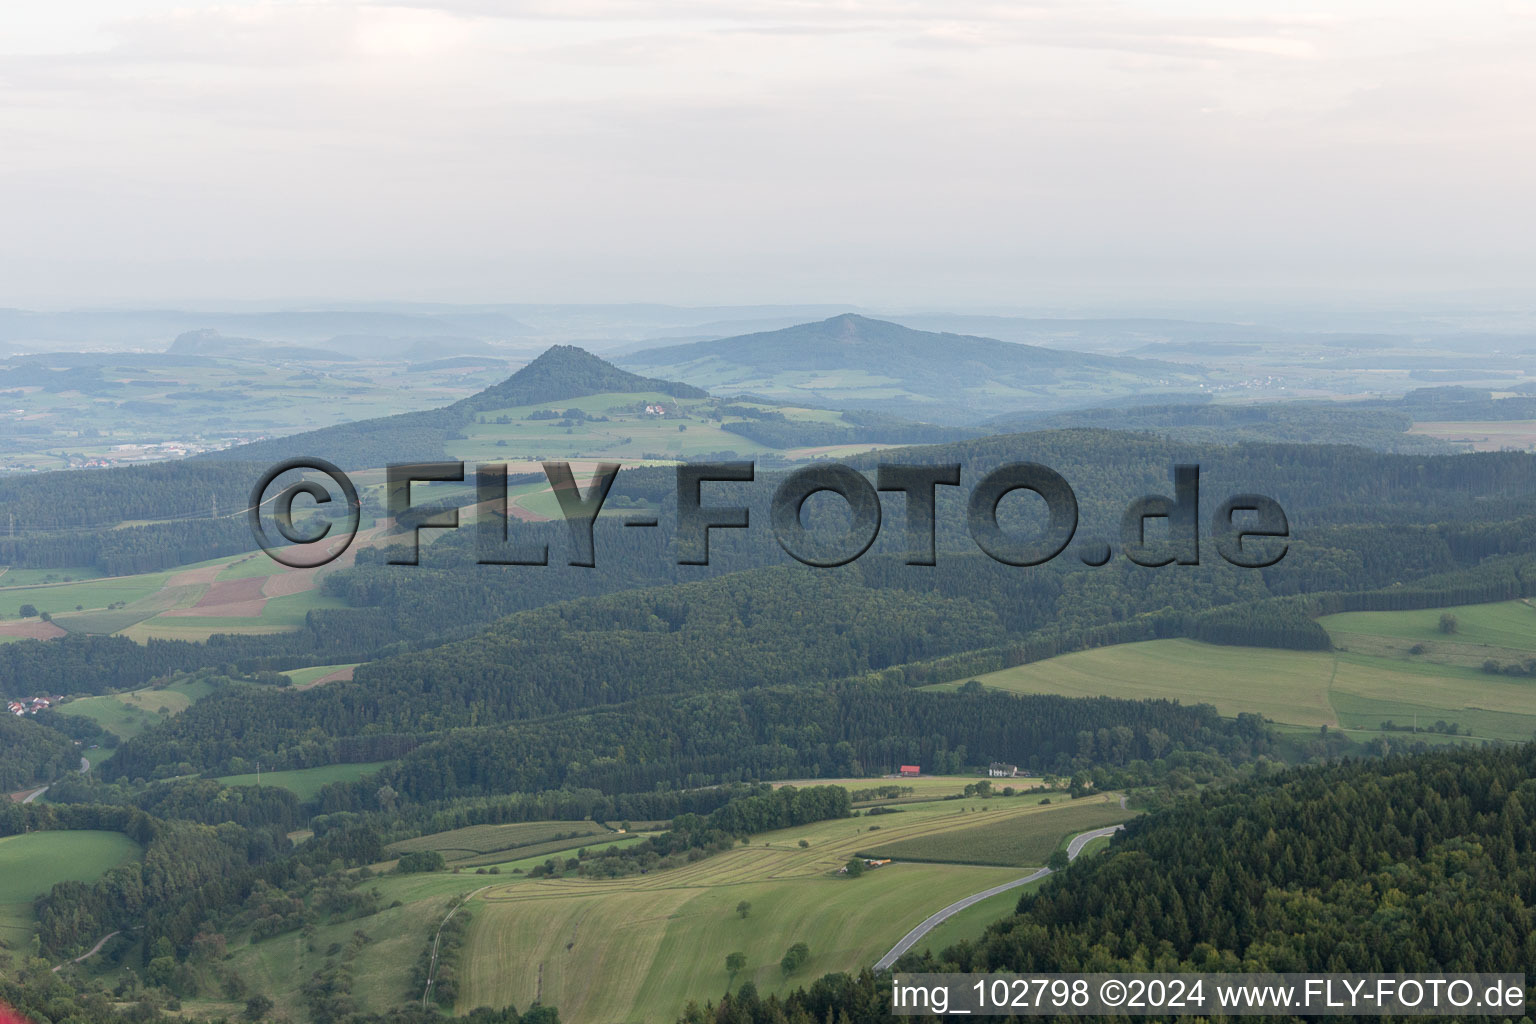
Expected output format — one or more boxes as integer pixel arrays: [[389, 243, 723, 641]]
[[197, 344, 709, 468], [616, 314, 1206, 422]]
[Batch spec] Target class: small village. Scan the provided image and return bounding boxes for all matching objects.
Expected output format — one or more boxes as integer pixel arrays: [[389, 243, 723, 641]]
[[6, 694, 63, 716]]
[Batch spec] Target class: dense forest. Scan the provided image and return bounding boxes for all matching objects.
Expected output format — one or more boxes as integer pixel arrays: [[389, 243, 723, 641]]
[[0, 713, 81, 791]]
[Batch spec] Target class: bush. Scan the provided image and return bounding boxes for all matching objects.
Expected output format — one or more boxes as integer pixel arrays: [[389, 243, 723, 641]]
[[395, 850, 446, 874]]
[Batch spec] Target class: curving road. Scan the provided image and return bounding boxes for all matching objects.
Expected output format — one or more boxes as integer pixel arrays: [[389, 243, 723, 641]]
[[19, 755, 90, 805], [873, 823, 1125, 970], [53, 930, 120, 973]]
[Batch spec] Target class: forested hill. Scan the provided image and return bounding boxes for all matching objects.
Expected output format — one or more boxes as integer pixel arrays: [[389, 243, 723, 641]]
[[616, 314, 1203, 420], [455, 343, 706, 411], [689, 743, 1536, 1023], [622, 314, 1179, 375], [194, 344, 706, 468]]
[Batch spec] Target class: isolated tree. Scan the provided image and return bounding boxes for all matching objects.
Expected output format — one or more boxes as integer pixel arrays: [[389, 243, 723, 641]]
[[844, 857, 865, 878], [1439, 612, 1459, 634], [18, 603, 37, 618], [780, 941, 810, 976], [725, 951, 746, 982], [1048, 849, 1070, 871], [797, 839, 810, 848], [736, 900, 751, 919]]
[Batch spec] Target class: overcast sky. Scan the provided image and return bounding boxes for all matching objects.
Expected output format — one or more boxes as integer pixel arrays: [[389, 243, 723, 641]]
[[2, 1, 1533, 309]]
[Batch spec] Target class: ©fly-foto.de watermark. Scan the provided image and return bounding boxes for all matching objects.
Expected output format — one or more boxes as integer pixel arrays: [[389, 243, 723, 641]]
[[249, 459, 1290, 570]]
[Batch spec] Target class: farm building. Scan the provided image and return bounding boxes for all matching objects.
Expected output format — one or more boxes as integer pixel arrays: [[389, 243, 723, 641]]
[[988, 762, 1020, 778], [898, 765, 920, 777]]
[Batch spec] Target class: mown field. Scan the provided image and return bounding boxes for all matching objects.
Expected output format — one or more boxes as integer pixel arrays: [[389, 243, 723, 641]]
[[952, 610, 1536, 742], [195, 795, 1124, 1021], [177, 832, 655, 1021], [857, 798, 1133, 867], [0, 831, 143, 946], [452, 792, 1125, 1022]]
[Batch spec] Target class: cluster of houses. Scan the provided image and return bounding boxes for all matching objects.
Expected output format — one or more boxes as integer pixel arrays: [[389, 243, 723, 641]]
[[642, 404, 667, 416], [897, 762, 1025, 778], [7, 695, 63, 716], [838, 858, 892, 874]]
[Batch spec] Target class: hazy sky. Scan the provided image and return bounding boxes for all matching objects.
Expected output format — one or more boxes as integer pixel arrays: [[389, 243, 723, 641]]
[[2, 1, 1533, 308]]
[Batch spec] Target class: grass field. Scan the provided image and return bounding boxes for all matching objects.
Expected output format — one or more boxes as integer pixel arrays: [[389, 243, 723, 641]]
[[0, 566, 105, 587], [448, 391, 778, 464], [912, 830, 1119, 955], [54, 676, 219, 746], [0, 542, 362, 642], [953, 628, 1536, 742], [0, 831, 142, 945], [215, 761, 392, 800], [189, 833, 653, 1022], [279, 663, 359, 689], [1409, 420, 1536, 451], [452, 793, 1122, 1022], [0, 572, 176, 619], [1322, 600, 1536, 653], [120, 588, 352, 641], [387, 820, 615, 861], [857, 799, 1133, 866], [915, 881, 1039, 956], [191, 799, 1122, 1022]]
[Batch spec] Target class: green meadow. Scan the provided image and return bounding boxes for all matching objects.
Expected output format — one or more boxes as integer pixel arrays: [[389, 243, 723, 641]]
[[0, 831, 143, 946], [54, 676, 220, 744], [944, 602, 1536, 743], [214, 762, 393, 801]]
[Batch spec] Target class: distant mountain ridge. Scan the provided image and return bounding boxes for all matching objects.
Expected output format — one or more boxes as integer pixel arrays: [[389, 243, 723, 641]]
[[169, 328, 357, 362], [198, 344, 705, 468], [617, 314, 1204, 423]]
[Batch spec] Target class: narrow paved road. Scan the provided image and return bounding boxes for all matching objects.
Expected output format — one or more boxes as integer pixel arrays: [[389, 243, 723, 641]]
[[873, 823, 1125, 970], [53, 930, 120, 972], [20, 755, 90, 805]]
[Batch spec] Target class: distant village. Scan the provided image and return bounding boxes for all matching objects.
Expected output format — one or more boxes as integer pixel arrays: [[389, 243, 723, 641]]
[[7, 694, 64, 716], [63, 437, 265, 470]]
